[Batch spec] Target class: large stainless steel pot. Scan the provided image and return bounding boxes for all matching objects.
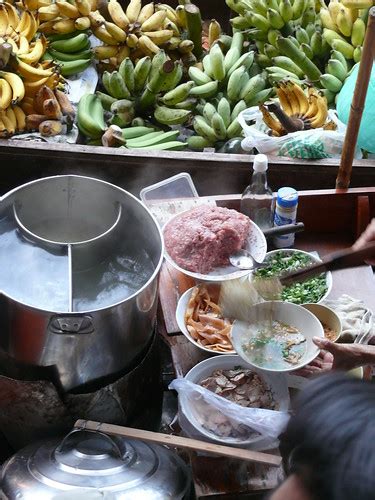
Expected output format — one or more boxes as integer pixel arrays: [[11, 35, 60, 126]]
[[0, 175, 164, 391], [0, 427, 191, 499]]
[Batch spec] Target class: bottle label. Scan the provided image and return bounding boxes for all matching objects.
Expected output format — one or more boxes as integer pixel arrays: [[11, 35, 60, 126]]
[[274, 211, 296, 247]]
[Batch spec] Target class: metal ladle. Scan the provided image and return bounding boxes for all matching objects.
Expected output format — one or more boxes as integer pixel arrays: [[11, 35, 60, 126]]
[[229, 223, 305, 270]]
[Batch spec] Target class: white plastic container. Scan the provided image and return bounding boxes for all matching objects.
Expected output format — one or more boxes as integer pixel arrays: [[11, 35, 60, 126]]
[[273, 187, 298, 248]]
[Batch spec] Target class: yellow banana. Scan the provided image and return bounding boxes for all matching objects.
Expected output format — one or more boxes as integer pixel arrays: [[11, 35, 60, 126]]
[[38, 20, 56, 34], [75, 0, 91, 16], [141, 10, 167, 31], [116, 44, 130, 63], [260, 104, 285, 135], [126, 0, 142, 23], [4, 3, 20, 29], [104, 21, 126, 42], [5, 37, 18, 54], [17, 35, 30, 54], [93, 45, 118, 60], [0, 6, 9, 37], [37, 4, 60, 21], [138, 2, 155, 24], [14, 58, 54, 82], [88, 10, 106, 27], [0, 115, 6, 136], [276, 85, 293, 116], [19, 37, 46, 64], [142, 29, 173, 45], [156, 4, 179, 24], [107, 0, 129, 29], [0, 72, 25, 103], [0, 79, 12, 109], [328, 0, 341, 22], [126, 33, 138, 48], [138, 34, 159, 55], [13, 105, 26, 131], [0, 111, 15, 135], [75, 16, 91, 29], [52, 18, 76, 33], [283, 81, 300, 116], [5, 106, 17, 131], [23, 75, 51, 96], [175, 5, 186, 29], [23, 0, 40, 10], [208, 19, 221, 48], [289, 81, 309, 116], [20, 100, 36, 115], [309, 93, 328, 127], [92, 25, 119, 45], [23, 12, 39, 41], [303, 95, 319, 119], [56, 0, 80, 18]]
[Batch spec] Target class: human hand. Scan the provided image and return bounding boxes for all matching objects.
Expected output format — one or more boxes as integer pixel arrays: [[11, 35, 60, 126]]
[[312, 337, 375, 371], [293, 349, 333, 378], [352, 218, 375, 265]]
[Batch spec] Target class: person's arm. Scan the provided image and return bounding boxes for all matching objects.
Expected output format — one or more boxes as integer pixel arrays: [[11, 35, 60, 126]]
[[352, 218, 375, 265], [313, 337, 375, 370]]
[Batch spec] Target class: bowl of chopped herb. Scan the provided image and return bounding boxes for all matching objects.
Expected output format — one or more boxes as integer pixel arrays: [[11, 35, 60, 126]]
[[252, 249, 332, 305]]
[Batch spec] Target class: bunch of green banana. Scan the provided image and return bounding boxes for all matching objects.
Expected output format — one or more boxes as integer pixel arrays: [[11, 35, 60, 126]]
[[320, 2, 368, 64], [77, 93, 106, 139], [122, 128, 187, 150], [319, 49, 350, 101], [187, 96, 248, 150], [44, 32, 92, 76]]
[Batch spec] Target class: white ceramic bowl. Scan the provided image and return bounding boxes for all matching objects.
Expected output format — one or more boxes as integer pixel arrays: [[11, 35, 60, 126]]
[[179, 355, 290, 449], [163, 210, 267, 282], [255, 248, 332, 304], [231, 301, 324, 373], [302, 303, 342, 342], [176, 285, 236, 354]]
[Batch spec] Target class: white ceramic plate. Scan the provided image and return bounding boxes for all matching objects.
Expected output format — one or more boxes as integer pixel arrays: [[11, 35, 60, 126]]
[[180, 355, 290, 449], [163, 210, 267, 282], [231, 301, 324, 373], [176, 285, 236, 355]]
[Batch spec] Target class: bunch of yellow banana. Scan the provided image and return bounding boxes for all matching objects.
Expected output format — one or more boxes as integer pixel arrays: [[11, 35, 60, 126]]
[[92, 0, 192, 63], [320, 0, 368, 62], [260, 81, 329, 136], [0, 105, 27, 136], [36, 0, 95, 34], [0, 3, 39, 43]]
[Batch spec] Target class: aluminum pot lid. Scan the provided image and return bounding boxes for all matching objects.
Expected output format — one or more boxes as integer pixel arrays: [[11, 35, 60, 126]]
[[1, 429, 190, 499]]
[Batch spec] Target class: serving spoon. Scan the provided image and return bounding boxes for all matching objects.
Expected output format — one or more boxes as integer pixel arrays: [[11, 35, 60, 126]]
[[229, 222, 305, 270]]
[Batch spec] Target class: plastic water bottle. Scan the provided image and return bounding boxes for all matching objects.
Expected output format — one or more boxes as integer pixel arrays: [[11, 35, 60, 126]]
[[273, 187, 299, 248], [240, 154, 275, 230]]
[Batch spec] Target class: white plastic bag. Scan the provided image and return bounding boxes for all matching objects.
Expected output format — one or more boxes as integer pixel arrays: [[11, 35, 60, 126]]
[[238, 106, 360, 160], [169, 378, 290, 449]]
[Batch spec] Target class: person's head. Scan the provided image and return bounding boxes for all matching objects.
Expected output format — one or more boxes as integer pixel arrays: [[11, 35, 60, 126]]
[[270, 372, 375, 500]]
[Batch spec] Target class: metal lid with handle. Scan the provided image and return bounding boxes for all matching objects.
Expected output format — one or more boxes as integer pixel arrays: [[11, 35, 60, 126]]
[[0, 428, 191, 499]]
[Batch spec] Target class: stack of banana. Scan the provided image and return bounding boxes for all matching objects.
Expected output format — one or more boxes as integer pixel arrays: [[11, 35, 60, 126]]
[[35, 0, 94, 35], [44, 32, 92, 76], [320, 0, 369, 63], [259, 81, 330, 137]]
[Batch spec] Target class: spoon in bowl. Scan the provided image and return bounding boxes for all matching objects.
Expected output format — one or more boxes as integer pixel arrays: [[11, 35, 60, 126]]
[[229, 223, 305, 270]]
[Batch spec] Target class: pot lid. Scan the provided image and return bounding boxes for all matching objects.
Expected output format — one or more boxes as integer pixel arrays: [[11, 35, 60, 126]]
[[1, 429, 190, 499]]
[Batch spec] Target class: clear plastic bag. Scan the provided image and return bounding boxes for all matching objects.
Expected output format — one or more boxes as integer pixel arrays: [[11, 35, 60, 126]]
[[238, 107, 360, 160], [169, 378, 290, 450]]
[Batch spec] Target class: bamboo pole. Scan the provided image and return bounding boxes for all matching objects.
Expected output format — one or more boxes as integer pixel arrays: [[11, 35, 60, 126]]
[[336, 7, 375, 189]]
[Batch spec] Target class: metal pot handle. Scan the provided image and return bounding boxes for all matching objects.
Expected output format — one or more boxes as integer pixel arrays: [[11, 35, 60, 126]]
[[55, 428, 123, 459]]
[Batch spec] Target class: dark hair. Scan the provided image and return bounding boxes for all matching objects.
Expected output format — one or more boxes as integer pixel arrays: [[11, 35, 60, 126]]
[[279, 373, 375, 500]]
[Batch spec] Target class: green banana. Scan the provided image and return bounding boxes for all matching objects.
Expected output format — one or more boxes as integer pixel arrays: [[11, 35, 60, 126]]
[[175, 98, 197, 110], [193, 115, 218, 143], [154, 105, 191, 125], [109, 71, 131, 99], [256, 53, 272, 68], [50, 33, 89, 53], [202, 54, 214, 77], [77, 93, 105, 139], [245, 88, 273, 106], [263, 43, 279, 59], [161, 81, 195, 106], [224, 47, 241, 73], [230, 15, 251, 29], [159, 62, 183, 92], [47, 31, 85, 42], [211, 112, 227, 140], [280, 0, 293, 23], [301, 43, 314, 60], [126, 141, 187, 151], [121, 126, 156, 140], [188, 66, 212, 85], [203, 102, 217, 123], [301, 6, 316, 26], [189, 80, 219, 99], [351, 17, 366, 47], [331, 39, 354, 59], [267, 8, 285, 29], [126, 130, 180, 148], [149, 50, 169, 82], [277, 36, 321, 81], [292, 0, 306, 20], [102, 71, 111, 96], [268, 29, 281, 46], [95, 91, 117, 111], [272, 56, 304, 77], [296, 27, 310, 45], [310, 32, 323, 57], [231, 99, 247, 122], [353, 46, 362, 63], [227, 51, 254, 77], [320, 73, 343, 92], [209, 43, 226, 81], [250, 13, 271, 31], [327, 58, 347, 81], [131, 118, 145, 127], [58, 59, 91, 77], [322, 28, 346, 46], [134, 56, 152, 93], [227, 118, 243, 138], [331, 49, 348, 72], [230, 31, 244, 52], [49, 48, 92, 62], [217, 97, 231, 128], [305, 22, 316, 39], [187, 135, 213, 151], [119, 58, 135, 94], [240, 74, 266, 103], [227, 66, 246, 102]]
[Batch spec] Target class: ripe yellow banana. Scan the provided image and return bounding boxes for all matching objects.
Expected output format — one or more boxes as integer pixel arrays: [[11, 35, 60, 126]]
[[17, 36, 30, 55], [142, 29, 173, 45], [108, 0, 129, 29], [126, 33, 139, 48], [23, 0, 39, 11], [104, 21, 126, 42], [76, 0, 91, 16], [276, 85, 293, 116], [38, 4, 60, 21], [0, 78, 12, 109], [75, 16, 91, 30], [175, 5, 186, 29], [4, 3, 20, 29], [19, 37, 46, 64], [126, 0, 142, 23], [23, 75, 51, 96], [88, 10, 105, 27], [138, 34, 159, 56], [0, 6, 9, 37], [303, 95, 319, 119], [116, 44, 130, 62], [5, 38, 18, 54], [56, 0, 81, 18], [0, 71, 25, 103], [141, 10, 167, 31], [38, 20, 56, 34], [208, 19, 221, 48], [289, 81, 309, 116], [52, 18, 76, 34], [93, 45, 118, 60], [15, 58, 55, 82], [13, 105, 26, 131], [138, 3, 155, 24], [156, 4, 179, 24], [0, 111, 15, 135], [283, 81, 300, 116], [260, 104, 285, 135], [309, 93, 328, 127], [93, 25, 119, 45], [5, 106, 17, 131]]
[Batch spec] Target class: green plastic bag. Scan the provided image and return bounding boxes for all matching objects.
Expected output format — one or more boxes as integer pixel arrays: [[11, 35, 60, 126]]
[[336, 63, 375, 153]]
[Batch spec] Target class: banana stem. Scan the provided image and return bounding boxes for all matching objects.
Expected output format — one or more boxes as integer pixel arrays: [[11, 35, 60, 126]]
[[267, 102, 304, 132], [185, 3, 203, 59]]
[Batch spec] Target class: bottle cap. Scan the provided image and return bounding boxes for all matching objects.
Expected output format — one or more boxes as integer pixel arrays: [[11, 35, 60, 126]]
[[253, 154, 268, 172], [277, 187, 298, 208]]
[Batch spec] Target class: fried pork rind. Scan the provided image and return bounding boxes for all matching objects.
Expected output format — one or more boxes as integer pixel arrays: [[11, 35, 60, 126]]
[[184, 284, 234, 352]]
